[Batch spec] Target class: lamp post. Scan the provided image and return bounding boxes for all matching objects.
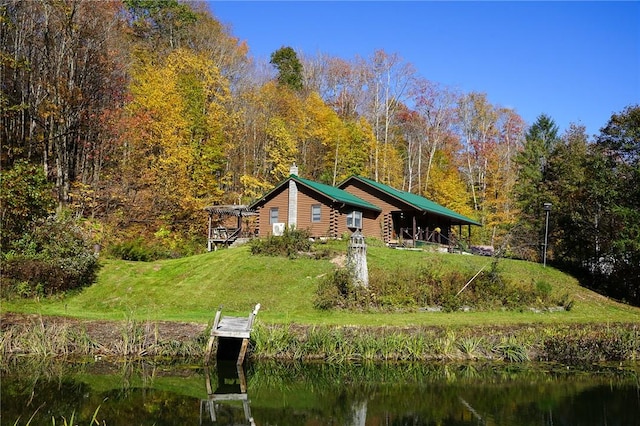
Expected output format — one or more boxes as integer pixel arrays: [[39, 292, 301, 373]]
[[543, 202, 552, 267]]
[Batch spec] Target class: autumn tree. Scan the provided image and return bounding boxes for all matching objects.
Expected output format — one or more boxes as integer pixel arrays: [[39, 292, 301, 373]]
[[456, 93, 498, 213], [113, 47, 231, 233], [303, 54, 369, 119], [265, 117, 298, 181], [395, 105, 424, 192], [1, 0, 126, 210], [485, 108, 526, 245], [455, 93, 526, 246], [339, 118, 376, 180], [225, 84, 272, 201], [365, 50, 415, 184], [411, 78, 459, 194], [423, 138, 475, 220], [302, 91, 345, 183]]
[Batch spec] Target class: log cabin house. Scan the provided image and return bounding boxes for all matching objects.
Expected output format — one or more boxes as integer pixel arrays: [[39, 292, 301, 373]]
[[248, 165, 381, 239], [248, 166, 480, 247]]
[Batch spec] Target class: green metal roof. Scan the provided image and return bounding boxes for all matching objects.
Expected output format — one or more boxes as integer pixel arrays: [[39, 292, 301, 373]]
[[342, 176, 481, 226], [292, 175, 381, 212], [249, 175, 381, 212]]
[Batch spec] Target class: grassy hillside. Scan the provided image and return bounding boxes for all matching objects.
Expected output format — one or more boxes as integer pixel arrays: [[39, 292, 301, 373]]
[[5, 243, 639, 326]]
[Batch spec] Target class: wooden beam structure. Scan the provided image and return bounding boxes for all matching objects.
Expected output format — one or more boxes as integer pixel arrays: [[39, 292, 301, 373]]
[[204, 205, 257, 251]]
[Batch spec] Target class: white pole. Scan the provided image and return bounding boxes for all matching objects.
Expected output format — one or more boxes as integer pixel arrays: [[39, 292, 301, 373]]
[[543, 203, 551, 267]]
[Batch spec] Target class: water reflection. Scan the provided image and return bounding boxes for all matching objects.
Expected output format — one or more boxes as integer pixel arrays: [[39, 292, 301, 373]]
[[1, 359, 638, 425], [201, 361, 254, 425]]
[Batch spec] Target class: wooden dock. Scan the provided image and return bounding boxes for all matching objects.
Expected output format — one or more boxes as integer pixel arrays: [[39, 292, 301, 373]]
[[204, 304, 261, 365]]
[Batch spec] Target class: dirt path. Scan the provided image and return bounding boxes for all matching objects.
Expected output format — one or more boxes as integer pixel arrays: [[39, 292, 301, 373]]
[[1, 312, 208, 349]]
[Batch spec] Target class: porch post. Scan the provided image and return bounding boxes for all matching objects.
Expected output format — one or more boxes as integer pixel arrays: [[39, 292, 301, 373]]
[[412, 215, 417, 246], [208, 213, 213, 252]]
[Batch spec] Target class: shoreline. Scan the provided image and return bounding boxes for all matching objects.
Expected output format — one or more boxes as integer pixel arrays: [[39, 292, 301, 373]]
[[1, 313, 638, 363]]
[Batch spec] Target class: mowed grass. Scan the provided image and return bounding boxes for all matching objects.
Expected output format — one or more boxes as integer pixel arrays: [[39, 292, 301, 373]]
[[5, 244, 639, 326]]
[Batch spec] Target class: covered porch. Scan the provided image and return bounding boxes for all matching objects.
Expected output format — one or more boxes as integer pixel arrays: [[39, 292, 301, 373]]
[[389, 210, 473, 250]]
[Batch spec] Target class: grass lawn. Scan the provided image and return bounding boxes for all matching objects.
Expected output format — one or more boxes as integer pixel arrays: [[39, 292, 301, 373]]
[[4, 243, 639, 327]]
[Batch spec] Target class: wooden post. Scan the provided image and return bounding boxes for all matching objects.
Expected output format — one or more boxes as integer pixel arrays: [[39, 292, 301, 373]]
[[237, 338, 249, 365], [207, 213, 213, 252], [204, 337, 217, 365], [205, 367, 214, 395], [204, 306, 223, 364], [237, 364, 247, 393], [412, 215, 417, 247]]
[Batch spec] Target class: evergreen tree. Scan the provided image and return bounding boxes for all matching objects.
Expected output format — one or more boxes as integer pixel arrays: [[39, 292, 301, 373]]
[[512, 114, 560, 260], [545, 124, 590, 266], [270, 46, 304, 91]]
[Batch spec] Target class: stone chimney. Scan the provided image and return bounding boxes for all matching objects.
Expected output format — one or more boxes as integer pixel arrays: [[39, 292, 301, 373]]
[[288, 163, 298, 228]]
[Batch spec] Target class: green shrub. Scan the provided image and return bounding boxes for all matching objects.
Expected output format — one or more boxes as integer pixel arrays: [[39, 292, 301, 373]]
[[493, 336, 530, 362], [315, 268, 355, 310], [1, 214, 100, 296], [0, 160, 56, 251], [250, 227, 312, 258], [315, 260, 568, 313], [314, 267, 376, 310], [535, 279, 553, 297], [109, 238, 155, 261]]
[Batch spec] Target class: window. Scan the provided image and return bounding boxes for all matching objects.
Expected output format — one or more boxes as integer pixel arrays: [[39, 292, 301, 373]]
[[311, 204, 321, 222], [346, 210, 362, 229], [269, 207, 279, 225]]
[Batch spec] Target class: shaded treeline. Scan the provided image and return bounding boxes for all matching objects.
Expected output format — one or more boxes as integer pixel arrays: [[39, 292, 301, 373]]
[[1, 0, 638, 303]]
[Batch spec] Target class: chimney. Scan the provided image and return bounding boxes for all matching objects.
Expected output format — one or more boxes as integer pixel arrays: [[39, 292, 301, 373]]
[[288, 163, 298, 229]]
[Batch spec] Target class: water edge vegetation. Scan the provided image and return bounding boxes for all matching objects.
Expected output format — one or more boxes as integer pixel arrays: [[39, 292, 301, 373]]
[[2, 243, 639, 363]]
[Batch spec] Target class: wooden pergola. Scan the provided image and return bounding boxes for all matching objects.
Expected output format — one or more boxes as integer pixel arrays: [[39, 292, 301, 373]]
[[204, 205, 256, 251]]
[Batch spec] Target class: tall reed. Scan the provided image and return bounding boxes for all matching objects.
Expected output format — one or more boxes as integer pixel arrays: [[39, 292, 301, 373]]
[[250, 323, 640, 363], [13, 406, 102, 426], [2, 316, 205, 361], [1, 317, 92, 358]]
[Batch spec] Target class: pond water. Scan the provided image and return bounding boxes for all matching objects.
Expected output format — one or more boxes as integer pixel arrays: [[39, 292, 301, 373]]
[[1, 359, 639, 425]]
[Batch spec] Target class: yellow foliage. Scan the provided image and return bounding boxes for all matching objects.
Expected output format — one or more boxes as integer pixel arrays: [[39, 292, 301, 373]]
[[240, 175, 274, 203], [124, 48, 232, 222], [266, 117, 298, 182], [424, 150, 475, 220]]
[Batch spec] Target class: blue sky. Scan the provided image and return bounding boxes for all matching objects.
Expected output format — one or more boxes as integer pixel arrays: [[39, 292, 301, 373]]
[[209, 1, 640, 138]]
